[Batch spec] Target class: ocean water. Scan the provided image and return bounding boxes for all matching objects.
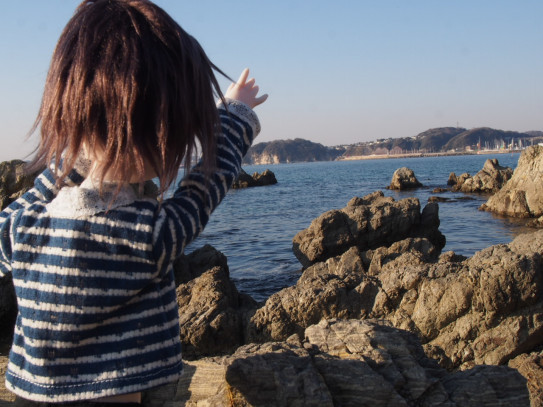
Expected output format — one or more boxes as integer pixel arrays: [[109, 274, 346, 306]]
[[183, 153, 534, 302]]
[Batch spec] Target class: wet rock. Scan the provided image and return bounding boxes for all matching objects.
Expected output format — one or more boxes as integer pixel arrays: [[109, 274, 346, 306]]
[[481, 146, 543, 218], [433, 187, 450, 193], [429, 196, 453, 203], [143, 319, 530, 406], [232, 168, 277, 189], [460, 158, 513, 193], [292, 191, 445, 268], [447, 172, 458, 186], [387, 167, 423, 190]]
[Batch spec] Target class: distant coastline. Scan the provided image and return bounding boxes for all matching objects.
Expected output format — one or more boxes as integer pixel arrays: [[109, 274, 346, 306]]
[[338, 149, 523, 161]]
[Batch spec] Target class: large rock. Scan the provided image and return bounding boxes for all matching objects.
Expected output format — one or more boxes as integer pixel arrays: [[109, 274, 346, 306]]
[[459, 158, 513, 193], [251, 230, 543, 374], [292, 191, 445, 268], [387, 167, 423, 190], [142, 319, 529, 406], [481, 146, 543, 217], [175, 246, 257, 358]]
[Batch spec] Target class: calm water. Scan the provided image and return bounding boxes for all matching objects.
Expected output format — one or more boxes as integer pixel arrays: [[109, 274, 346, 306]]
[[183, 153, 533, 302]]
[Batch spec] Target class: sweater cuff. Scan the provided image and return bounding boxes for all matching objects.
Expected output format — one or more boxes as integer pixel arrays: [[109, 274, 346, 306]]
[[219, 98, 261, 136]]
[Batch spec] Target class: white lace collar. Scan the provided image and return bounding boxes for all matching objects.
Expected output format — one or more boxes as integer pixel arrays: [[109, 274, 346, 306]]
[[47, 178, 143, 218]]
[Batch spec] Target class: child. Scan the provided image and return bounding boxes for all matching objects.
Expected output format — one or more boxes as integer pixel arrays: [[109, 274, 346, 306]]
[[0, 0, 267, 405]]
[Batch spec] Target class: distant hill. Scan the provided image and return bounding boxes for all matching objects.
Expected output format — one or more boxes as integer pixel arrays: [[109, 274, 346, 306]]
[[442, 128, 532, 151], [344, 127, 543, 157], [243, 138, 344, 165], [344, 127, 467, 157]]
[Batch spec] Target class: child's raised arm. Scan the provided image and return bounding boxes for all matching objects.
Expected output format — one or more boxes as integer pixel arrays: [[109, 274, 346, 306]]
[[225, 68, 268, 109]]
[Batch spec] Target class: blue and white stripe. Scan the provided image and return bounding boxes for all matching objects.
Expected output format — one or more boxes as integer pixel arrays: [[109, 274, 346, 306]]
[[0, 100, 259, 402]]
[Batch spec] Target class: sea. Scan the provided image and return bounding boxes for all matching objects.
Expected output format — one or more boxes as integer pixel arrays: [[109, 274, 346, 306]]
[[181, 153, 534, 302]]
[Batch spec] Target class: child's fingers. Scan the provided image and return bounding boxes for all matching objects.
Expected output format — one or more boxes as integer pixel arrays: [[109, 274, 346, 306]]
[[237, 68, 250, 86], [253, 93, 269, 107]]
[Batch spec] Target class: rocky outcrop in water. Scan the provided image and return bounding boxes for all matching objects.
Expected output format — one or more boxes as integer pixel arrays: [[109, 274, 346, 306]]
[[387, 167, 423, 190], [464, 158, 512, 193], [481, 146, 543, 218], [448, 158, 513, 193], [292, 191, 445, 268], [231, 168, 277, 189]]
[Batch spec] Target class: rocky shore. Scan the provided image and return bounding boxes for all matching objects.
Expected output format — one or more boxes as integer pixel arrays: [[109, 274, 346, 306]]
[[1, 147, 543, 406]]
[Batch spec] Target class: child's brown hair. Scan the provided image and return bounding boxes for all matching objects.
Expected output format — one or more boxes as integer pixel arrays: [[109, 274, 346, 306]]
[[29, 0, 225, 195]]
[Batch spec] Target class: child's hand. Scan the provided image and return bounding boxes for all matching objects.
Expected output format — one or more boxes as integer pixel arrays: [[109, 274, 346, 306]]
[[225, 68, 268, 109]]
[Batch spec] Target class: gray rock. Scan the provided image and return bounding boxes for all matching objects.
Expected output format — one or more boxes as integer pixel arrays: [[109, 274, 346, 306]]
[[387, 167, 423, 190], [481, 146, 543, 217]]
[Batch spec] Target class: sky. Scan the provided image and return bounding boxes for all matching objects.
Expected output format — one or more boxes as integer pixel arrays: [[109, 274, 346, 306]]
[[0, 1, 541, 161]]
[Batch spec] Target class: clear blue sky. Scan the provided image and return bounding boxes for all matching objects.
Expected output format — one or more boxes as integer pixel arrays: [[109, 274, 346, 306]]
[[0, 1, 541, 161]]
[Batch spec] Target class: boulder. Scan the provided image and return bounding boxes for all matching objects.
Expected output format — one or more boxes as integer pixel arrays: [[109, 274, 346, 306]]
[[387, 167, 423, 190], [175, 247, 257, 358], [481, 146, 543, 217], [232, 168, 277, 189], [460, 158, 513, 193], [142, 319, 529, 406], [292, 191, 445, 268]]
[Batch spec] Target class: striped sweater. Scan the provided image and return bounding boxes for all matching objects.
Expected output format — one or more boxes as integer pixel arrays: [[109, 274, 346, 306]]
[[0, 100, 260, 402]]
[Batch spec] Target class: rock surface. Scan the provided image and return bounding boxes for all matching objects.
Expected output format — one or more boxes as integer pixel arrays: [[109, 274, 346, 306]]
[[509, 349, 543, 407], [387, 167, 423, 190], [292, 191, 445, 268], [232, 168, 277, 189], [459, 158, 513, 193], [252, 230, 543, 374], [481, 146, 543, 217], [174, 246, 257, 358], [0, 160, 39, 211], [141, 319, 529, 407], [450, 172, 471, 191]]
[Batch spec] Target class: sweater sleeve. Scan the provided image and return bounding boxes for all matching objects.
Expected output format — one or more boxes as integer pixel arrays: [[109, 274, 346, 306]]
[[0, 164, 87, 277], [152, 100, 260, 271]]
